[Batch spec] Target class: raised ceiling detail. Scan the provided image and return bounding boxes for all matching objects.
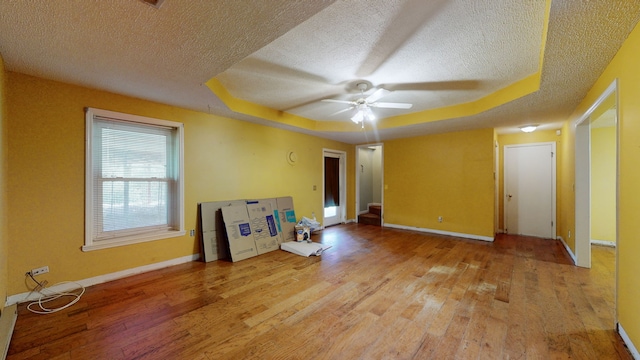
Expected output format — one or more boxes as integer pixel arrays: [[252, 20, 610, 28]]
[[214, 0, 546, 123]]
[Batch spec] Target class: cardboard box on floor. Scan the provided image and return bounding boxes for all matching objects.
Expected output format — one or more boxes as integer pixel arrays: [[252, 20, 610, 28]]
[[221, 205, 259, 262], [200, 196, 297, 262], [276, 196, 297, 243], [246, 202, 280, 255]]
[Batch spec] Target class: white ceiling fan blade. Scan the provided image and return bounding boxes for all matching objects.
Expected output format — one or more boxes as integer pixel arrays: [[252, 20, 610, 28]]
[[370, 102, 413, 109], [365, 88, 390, 103], [321, 99, 356, 105], [381, 80, 481, 91], [330, 106, 355, 116]]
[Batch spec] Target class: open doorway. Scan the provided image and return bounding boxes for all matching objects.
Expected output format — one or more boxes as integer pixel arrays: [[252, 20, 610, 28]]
[[574, 80, 618, 327], [575, 80, 618, 268], [355, 144, 383, 226], [323, 149, 346, 227]]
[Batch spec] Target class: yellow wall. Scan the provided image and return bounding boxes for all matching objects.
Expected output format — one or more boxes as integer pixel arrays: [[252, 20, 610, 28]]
[[0, 53, 7, 312], [564, 20, 640, 350], [590, 126, 616, 242], [384, 128, 495, 238], [497, 129, 561, 233], [5, 72, 354, 295], [558, 121, 576, 250]]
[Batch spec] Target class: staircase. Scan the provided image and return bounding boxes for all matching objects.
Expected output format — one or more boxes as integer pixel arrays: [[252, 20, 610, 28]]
[[358, 204, 381, 226]]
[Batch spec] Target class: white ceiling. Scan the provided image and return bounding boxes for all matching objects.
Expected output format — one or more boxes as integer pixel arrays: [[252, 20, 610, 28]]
[[0, 0, 638, 144]]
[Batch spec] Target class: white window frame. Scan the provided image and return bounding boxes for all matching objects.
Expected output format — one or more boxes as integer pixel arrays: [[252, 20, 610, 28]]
[[84, 108, 185, 251]]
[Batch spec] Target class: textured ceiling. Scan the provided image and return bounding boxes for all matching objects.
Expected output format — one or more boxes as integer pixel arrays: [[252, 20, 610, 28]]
[[0, 0, 335, 115], [0, 0, 638, 144]]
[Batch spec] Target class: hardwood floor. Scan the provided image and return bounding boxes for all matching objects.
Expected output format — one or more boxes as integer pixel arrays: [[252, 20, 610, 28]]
[[7, 224, 631, 359]]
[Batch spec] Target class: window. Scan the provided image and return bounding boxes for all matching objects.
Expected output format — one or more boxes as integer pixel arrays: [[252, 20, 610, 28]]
[[84, 108, 184, 251]]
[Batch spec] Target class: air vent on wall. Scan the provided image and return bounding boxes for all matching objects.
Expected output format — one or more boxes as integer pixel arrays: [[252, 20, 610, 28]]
[[139, 0, 165, 9]]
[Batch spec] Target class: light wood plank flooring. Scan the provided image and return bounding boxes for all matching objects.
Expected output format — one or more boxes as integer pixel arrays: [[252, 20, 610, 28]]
[[7, 224, 631, 359]]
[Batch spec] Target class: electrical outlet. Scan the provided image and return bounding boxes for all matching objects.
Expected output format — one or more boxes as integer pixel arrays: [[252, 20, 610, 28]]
[[190, 229, 195, 237], [438, 216, 443, 223], [31, 266, 49, 276]]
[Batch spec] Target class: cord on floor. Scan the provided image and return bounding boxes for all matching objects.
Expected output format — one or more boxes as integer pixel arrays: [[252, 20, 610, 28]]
[[25, 271, 85, 315]]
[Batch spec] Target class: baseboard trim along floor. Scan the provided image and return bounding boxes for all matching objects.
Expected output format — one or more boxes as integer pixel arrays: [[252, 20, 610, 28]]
[[5, 254, 199, 307], [384, 223, 494, 242]]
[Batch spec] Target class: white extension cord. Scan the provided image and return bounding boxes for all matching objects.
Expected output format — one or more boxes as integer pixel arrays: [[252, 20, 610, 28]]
[[25, 272, 85, 315]]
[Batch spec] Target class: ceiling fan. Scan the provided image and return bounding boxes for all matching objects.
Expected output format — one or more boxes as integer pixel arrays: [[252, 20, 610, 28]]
[[321, 82, 413, 127]]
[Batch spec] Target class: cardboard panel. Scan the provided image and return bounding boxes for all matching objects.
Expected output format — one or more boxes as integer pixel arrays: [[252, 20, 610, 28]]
[[246, 202, 280, 255], [198, 200, 245, 262], [221, 205, 258, 262], [276, 196, 297, 243], [247, 198, 284, 244], [199, 197, 296, 261]]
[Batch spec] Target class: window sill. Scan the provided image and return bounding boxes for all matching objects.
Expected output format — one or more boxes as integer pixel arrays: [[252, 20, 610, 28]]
[[82, 230, 186, 251]]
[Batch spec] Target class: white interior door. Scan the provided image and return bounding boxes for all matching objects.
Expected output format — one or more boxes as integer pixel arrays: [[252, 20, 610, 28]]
[[323, 150, 346, 227], [504, 142, 556, 238]]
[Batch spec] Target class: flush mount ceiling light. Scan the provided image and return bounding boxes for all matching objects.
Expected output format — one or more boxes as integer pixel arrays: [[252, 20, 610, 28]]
[[519, 124, 538, 133]]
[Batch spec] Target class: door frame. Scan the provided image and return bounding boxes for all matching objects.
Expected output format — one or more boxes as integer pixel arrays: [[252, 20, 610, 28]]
[[495, 140, 500, 234], [503, 142, 557, 239], [322, 148, 347, 226], [355, 143, 384, 225], [574, 80, 618, 269]]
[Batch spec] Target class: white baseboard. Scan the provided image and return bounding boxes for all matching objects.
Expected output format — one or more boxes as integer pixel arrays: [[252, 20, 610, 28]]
[[619, 323, 639, 359], [0, 304, 17, 360], [591, 239, 616, 247], [6, 254, 199, 307], [557, 236, 577, 265], [384, 223, 494, 242]]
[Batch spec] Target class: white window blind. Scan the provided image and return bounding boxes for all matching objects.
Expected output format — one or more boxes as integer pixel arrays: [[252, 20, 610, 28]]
[[84, 108, 184, 251]]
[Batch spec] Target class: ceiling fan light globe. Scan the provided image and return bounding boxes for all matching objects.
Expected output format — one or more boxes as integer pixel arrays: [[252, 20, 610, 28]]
[[351, 111, 364, 124], [365, 107, 375, 121]]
